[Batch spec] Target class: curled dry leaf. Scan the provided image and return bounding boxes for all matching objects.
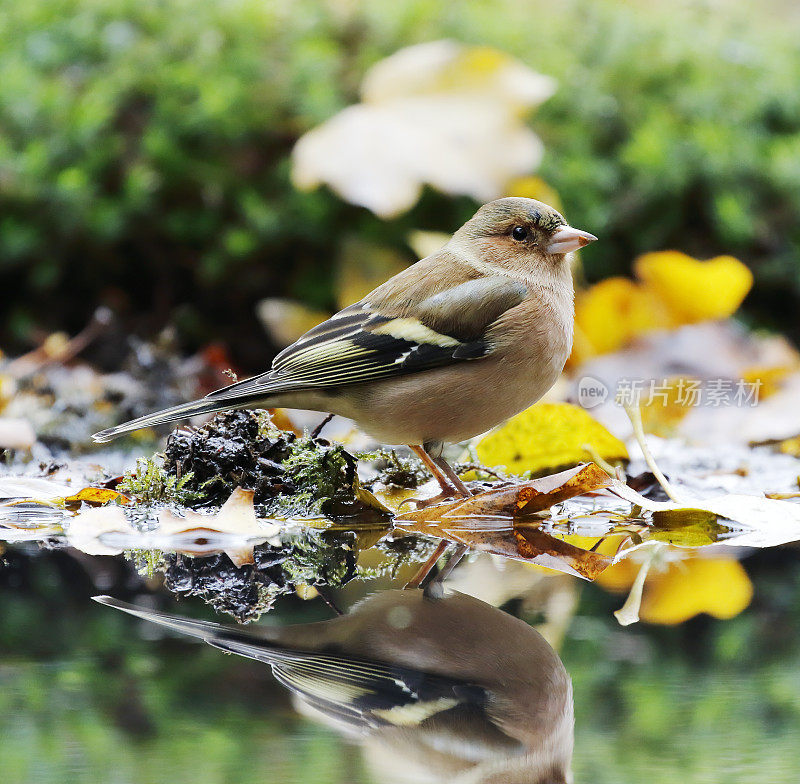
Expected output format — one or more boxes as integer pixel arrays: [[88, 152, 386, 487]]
[[394, 464, 613, 579], [62, 487, 282, 564], [156, 487, 281, 567]]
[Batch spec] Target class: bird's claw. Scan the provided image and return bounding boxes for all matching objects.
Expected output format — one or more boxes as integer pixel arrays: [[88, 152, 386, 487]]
[[398, 485, 480, 510], [398, 492, 452, 510]]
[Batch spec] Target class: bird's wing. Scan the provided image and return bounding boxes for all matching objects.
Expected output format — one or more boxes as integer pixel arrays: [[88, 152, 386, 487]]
[[211, 636, 487, 732], [204, 275, 527, 401]]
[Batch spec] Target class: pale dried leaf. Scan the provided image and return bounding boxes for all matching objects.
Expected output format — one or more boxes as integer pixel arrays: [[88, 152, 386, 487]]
[[66, 506, 131, 556], [157, 487, 281, 566], [292, 41, 555, 217]]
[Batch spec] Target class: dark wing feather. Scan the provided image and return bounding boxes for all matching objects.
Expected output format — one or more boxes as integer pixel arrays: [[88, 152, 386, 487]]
[[204, 275, 526, 403], [211, 637, 487, 732]]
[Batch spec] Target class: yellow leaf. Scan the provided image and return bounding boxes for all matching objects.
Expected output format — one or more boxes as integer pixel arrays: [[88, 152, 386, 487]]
[[640, 557, 753, 624], [773, 435, 800, 457], [572, 277, 665, 362], [639, 376, 700, 437], [635, 251, 753, 325], [476, 402, 628, 476], [292, 41, 555, 217], [741, 364, 795, 400], [64, 487, 131, 506], [362, 42, 555, 108]]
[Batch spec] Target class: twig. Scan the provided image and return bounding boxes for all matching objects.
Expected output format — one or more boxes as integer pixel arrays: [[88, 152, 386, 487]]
[[624, 404, 682, 503], [580, 443, 619, 478], [315, 587, 344, 616], [6, 306, 113, 378], [311, 413, 335, 439], [614, 542, 666, 626], [455, 464, 507, 481]]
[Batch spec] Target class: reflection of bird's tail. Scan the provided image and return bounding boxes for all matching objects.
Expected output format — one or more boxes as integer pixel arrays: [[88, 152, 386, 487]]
[[91, 398, 229, 443], [93, 596, 228, 640], [94, 596, 296, 669], [92, 596, 277, 654]]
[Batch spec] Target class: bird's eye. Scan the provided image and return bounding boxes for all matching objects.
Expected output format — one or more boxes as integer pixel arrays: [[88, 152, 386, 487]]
[[511, 226, 528, 241]]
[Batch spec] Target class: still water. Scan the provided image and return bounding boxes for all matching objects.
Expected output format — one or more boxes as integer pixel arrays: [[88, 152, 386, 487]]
[[2, 548, 800, 784]]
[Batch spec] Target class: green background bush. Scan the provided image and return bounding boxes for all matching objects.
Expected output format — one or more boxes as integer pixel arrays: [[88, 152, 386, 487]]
[[2, 0, 799, 363]]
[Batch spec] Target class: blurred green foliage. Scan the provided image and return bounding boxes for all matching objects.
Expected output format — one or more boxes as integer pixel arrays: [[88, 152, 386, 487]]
[[1, 0, 799, 359]]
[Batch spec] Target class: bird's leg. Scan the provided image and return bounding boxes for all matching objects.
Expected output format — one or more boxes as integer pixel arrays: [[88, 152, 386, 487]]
[[431, 454, 471, 497], [404, 541, 449, 590], [405, 444, 472, 592], [315, 586, 344, 616], [399, 451, 468, 510], [413, 542, 470, 598], [427, 544, 468, 587], [409, 444, 460, 496]]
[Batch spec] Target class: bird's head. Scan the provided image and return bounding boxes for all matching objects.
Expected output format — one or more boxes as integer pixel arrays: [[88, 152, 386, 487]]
[[452, 197, 597, 276]]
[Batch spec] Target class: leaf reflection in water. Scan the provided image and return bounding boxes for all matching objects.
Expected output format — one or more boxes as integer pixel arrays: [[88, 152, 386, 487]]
[[95, 589, 573, 784]]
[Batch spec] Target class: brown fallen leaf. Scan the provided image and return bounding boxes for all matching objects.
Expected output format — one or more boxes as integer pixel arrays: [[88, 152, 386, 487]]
[[515, 527, 610, 581], [394, 464, 613, 579]]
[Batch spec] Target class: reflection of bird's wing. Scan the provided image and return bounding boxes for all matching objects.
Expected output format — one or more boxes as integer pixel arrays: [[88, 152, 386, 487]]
[[93, 595, 496, 733], [213, 636, 488, 732], [203, 275, 527, 402]]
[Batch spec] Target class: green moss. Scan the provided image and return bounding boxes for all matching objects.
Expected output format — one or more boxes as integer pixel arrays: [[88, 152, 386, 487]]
[[279, 436, 360, 516], [126, 549, 166, 579], [118, 456, 202, 505], [362, 449, 428, 490], [280, 532, 357, 589]]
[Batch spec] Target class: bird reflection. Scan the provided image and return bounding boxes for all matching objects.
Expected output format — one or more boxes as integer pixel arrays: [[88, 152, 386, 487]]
[[95, 588, 573, 784]]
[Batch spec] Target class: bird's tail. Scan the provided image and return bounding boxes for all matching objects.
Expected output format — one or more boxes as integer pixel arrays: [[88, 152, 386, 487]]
[[91, 397, 228, 443]]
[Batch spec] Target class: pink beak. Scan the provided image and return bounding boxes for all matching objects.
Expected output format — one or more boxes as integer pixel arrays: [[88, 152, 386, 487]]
[[545, 226, 598, 255]]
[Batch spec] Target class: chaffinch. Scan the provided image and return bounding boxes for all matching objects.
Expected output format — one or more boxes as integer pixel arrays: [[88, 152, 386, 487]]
[[95, 588, 574, 784], [92, 197, 596, 501]]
